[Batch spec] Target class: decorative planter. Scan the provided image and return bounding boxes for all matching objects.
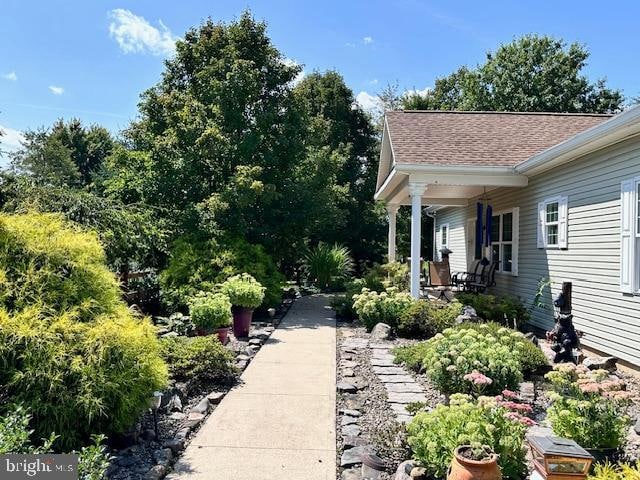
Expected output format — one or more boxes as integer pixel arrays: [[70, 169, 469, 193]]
[[215, 327, 230, 345], [232, 306, 253, 338], [585, 447, 618, 465], [448, 446, 502, 480]]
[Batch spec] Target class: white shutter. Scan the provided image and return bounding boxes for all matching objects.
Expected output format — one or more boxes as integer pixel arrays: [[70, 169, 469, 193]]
[[537, 202, 545, 248], [558, 196, 569, 249], [620, 179, 635, 293], [435, 229, 442, 260], [512, 207, 519, 276]]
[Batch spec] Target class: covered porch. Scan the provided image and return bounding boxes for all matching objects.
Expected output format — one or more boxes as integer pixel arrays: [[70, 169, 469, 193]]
[[374, 164, 528, 298]]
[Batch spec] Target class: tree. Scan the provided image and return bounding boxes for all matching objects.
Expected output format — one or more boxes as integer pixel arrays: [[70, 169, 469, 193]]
[[294, 71, 386, 265], [109, 12, 308, 266], [10, 119, 114, 187], [402, 35, 623, 113]]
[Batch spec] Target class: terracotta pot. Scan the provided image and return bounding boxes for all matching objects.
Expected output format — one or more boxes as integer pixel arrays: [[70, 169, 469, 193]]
[[448, 446, 501, 480], [232, 306, 253, 338], [215, 327, 230, 345]]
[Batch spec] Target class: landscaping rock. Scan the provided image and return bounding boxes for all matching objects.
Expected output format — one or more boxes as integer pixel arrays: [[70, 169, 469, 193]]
[[394, 460, 417, 480], [583, 356, 618, 371], [249, 338, 262, 346], [338, 381, 358, 393], [635, 417, 640, 436], [341, 445, 376, 467], [206, 391, 224, 404], [372, 366, 406, 375], [174, 382, 188, 398], [236, 354, 251, 362], [384, 383, 423, 393], [342, 424, 362, 437], [387, 392, 427, 404], [174, 428, 190, 441], [410, 466, 427, 479], [168, 412, 185, 421], [341, 468, 362, 480], [153, 448, 173, 466], [343, 394, 365, 410], [341, 360, 358, 369], [343, 368, 355, 377], [185, 412, 205, 429], [455, 305, 478, 324], [144, 464, 166, 480], [340, 408, 361, 417], [371, 323, 391, 340], [236, 360, 248, 370], [141, 429, 156, 442], [162, 438, 185, 454], [343, 435, 368, 448], [191, 397, 210, 415], [341, 415, 359, 426], [166, 394, 182, 412]]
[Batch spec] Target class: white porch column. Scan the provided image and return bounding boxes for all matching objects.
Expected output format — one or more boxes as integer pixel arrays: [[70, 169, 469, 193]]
[[409, 182, 427, 298], [386, 204, 399, 263]]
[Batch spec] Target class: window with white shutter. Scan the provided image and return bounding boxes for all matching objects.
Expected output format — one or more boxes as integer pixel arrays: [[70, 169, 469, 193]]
[[537, 196, 568, 249]]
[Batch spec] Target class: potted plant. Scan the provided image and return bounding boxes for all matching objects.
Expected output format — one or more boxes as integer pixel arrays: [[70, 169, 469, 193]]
[[188, 292, 233, 344], [448, 443, 501, 480], [220, 273, 265, 338]]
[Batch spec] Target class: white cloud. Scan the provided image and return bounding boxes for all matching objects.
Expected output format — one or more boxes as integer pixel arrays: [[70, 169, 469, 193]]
[[405, 86, 431, 97], [369, 79, 379, 85], [283, 58, 306, 86], [108, 9, 177, 56], [363, 36, 374, 45], [49, 85, 64, 95], [2, 71, 17, 81], [356, 91, 383, 116], [0, 124, 24, 160]]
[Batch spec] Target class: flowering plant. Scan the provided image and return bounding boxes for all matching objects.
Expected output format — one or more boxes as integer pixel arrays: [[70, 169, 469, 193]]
[[407, 393, 527, 479], [188, 292, 232, 330], [220, 273, 265, 309], [352, 287, 415, 331], [417, 324, 525, 395], [545, 363, 632, 400]]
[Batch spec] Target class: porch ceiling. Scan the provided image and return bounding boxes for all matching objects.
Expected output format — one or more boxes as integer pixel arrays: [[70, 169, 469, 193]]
[[374, 164, 528, 206]]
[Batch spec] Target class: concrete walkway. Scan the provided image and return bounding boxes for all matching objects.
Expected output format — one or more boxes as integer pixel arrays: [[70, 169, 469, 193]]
[[167, 295, 336, 480]]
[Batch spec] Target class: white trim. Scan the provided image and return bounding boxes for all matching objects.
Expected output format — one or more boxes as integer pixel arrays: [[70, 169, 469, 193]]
[[538, 196, 568, 250], [489, 207, 519, 276], [440, 223, 450, 255], [621, 177, 639, 293]]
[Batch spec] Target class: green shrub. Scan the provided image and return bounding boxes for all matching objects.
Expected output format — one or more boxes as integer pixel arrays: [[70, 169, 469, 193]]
[[396, 300, 462, 339], [160, 336, 238, 385], [456, 293, 529, 326], [0, 406, 111, 479], [188, 292, 232, 330], [407, 394, 527, 479], [588, 462, 640, 480], [393, 342, 431, 371], [0, 307, 167, 450], [352, 287, 416, 330], [220, 273, 265, 309], [305, 243, 354, 290], [378, 262, 410, 291], [407, 324, 526, 395], [160, 235, 284, 311], [0, 213, 122, 320], [0, 213, 167, 450]]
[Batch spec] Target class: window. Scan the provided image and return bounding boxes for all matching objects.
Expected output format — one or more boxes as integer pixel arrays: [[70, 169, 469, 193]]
[[490, 210, 517, 274], [441, 224, 449, 248], [621, 177, 640, 293], [538, 196, 568, 249]]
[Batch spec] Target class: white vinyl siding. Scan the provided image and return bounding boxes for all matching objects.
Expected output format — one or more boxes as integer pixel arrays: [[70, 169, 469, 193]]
[[435, 136, 640, 366]]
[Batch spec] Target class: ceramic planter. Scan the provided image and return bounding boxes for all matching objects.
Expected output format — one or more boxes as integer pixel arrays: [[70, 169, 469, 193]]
[[448, 446, 501, 480], [232, 306, 253, 338], [215, 327, 230, 344]]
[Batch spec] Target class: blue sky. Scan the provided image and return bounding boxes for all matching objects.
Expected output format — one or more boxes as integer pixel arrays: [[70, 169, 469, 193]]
[[1, 0, 639, 159]]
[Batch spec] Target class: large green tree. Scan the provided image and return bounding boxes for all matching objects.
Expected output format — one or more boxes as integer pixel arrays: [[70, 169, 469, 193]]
[[294, 71, 386, 265], [106, 12, 308, 266], [402, 35, 623, 113]]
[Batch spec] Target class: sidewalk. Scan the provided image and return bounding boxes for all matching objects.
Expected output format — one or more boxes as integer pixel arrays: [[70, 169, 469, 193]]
[[167, 294, 337, 480]]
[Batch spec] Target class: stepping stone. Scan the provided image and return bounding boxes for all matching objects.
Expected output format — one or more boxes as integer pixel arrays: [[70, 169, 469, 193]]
[[372, 366, 405, 375], [342, 424, 361, 437], [396, 415, 413, 424], [341, 360, 358, 369], [343, 339, 368, 349], [384, 383, 424, 393], [343, 435, 367, 448], [341, 415, 359, 426], [340, 408, 361, 417], [341, 445, 375, 467], [371, 358, 395, 366], [389, 404, 411, 416], [369, 343, 390, 349], [387, 392, 427, 404], [341, 468, 363, 480], [338, 381, 358, 393], [371, 350, 394, 359], [378, 374, 415, 383]]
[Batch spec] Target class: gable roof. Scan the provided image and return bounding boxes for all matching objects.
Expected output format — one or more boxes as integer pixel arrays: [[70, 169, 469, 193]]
[[385, 110, 612, 168]]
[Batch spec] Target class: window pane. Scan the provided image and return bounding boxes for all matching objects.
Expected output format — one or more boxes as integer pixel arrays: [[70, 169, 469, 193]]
[[503, 244, 512, 272], [547, 224, 558, 245], [491, 215, 500, 242], [502, 212, 513, 242], [442, 226, 448, 245], [546, 202, 559, 223], [491, 244, 500, 266]]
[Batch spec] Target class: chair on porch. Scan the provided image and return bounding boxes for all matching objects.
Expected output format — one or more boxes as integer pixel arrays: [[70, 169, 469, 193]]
[[427, 260, 452, 301], [451, 259, 482, 291], [468, 260, 499, 293]]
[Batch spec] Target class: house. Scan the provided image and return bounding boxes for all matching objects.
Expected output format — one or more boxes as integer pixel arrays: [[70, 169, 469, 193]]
[[374, 107, 640, 367]]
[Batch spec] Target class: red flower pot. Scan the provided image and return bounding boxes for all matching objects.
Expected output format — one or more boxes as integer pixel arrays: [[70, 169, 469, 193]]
[[448, 446, 502, 480], [232, 307, 253, 338], [215, 327, 230, 345]]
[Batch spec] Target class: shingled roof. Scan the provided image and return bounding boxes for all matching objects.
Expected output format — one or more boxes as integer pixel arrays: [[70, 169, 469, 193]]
[[385, 110, 612, 167]]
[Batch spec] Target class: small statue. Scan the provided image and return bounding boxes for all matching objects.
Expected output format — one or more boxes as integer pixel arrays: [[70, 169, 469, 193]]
[[546, 292, 580, 363]]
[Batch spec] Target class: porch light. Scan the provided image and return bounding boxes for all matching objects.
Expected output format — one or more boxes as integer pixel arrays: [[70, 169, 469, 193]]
[[527, 435, 593, 480]]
